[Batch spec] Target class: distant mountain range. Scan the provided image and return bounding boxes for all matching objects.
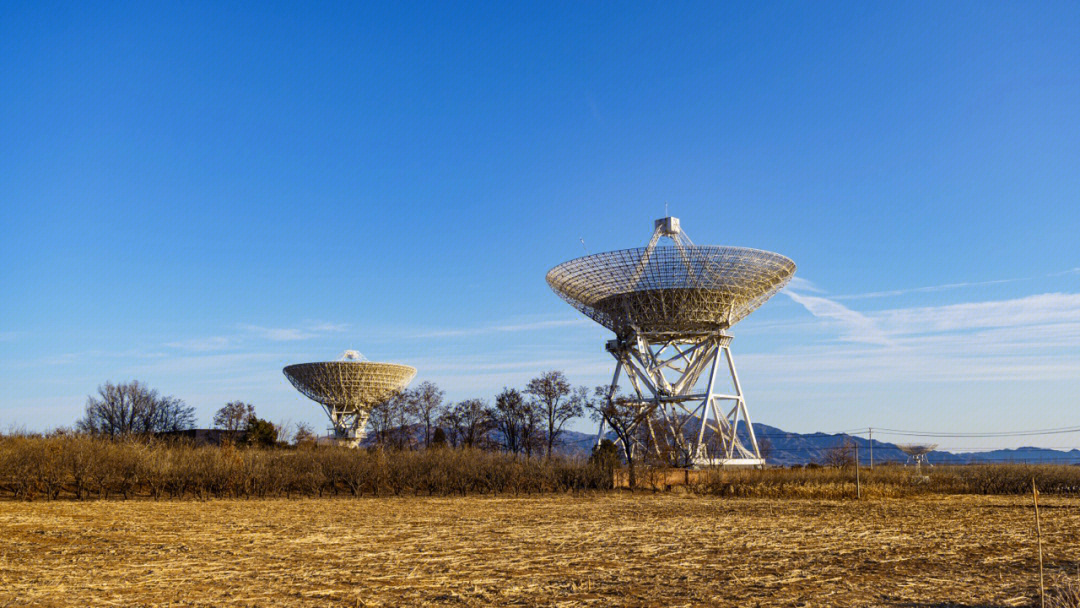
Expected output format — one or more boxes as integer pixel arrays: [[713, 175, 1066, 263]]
[[180, 422, 1078, 465], [351, 421, 1080, 466], [556, 423, 1080, 466]]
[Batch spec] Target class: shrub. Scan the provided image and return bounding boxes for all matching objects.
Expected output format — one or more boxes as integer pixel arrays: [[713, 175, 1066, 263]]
[[4, 434, 1080, 501]]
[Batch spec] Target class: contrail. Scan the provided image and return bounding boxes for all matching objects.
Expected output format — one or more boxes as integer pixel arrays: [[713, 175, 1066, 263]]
[[830, 267, 1078, 301]]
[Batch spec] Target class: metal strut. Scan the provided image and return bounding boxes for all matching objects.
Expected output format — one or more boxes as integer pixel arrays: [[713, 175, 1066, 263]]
[[599, 331, 764, 468]]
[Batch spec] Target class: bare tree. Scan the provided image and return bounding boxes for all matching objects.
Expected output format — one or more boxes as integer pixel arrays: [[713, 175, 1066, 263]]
[[586, 385, 654, 489], [524, 371, 585, 459], [439, 398, 492, 448], [368, 390, 415, 450], [519, 400, 543, 458], [274, 419, 299, 446], [293, 422, 317, 447], [367, 394, 394, 448], [154, 395, 196, 434], [213, 401, 255, 441], [822, 438, 856, 469], [438, 403, 463, 448], [641, 407, 689, 468], [408, 381, 444, 449], [757, 437, 773, 464], [488, 388, 529, 455], [76, 381, 195, 438]]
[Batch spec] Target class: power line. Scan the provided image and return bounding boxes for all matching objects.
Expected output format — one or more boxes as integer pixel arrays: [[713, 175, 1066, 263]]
[[749, 447, 1079, 453], [870, 425, 1080, 438], [745, 425, 1080, 439]]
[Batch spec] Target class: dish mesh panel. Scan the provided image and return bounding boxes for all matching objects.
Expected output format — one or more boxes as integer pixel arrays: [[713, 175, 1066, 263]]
[[283, 362, 417, 410], [547, 245, 795, 336]]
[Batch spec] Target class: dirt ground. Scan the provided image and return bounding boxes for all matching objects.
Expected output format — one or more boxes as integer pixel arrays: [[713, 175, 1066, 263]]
[[1, 494, 1078, 607]]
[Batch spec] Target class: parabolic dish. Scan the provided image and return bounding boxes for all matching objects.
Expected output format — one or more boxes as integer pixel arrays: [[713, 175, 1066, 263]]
[[897, 444, 938, 456], [546, 245, 796, 336], [283, 361, 417, 410]]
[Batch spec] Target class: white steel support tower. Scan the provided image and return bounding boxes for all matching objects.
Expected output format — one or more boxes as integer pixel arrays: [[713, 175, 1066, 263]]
[[321, 401, 370, 448], [318, 353, 371, 447], [597, 331, 763, 467], [547, 216, 794, 468]]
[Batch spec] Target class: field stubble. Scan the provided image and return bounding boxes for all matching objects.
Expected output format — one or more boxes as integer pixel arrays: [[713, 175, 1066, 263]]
[[2, 494, 1078, 607]]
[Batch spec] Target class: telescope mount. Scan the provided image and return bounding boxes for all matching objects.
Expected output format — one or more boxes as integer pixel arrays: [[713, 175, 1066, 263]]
[[547, 216, 796, 468]]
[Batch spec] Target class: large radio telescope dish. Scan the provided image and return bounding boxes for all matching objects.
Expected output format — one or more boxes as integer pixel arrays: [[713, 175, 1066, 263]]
[[547, 217, 795, 337], [283, 352, 416, 447], [546, 217, 795, 468]]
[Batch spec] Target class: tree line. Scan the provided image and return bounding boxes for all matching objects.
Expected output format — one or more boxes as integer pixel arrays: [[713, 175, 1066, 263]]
[[368, 372, 587, 459], [0, 435, 618, 500], [9, 376, 1080, 500], [38, 372, 909, 493], [63, 372, 774, 490], [5, 432, 1080, 501], [71, 371, 594, 459]]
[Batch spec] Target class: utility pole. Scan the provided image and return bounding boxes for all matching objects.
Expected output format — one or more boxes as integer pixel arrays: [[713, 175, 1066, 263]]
[[855, 443, 861, 500], [868, 427, 873, 471], [1034, 478, 1045, 608]]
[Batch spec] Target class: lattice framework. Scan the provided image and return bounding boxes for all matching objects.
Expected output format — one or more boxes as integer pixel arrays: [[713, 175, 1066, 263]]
[[547, 217, 795, 467], [546, 219, 795, 337], [599, 332, 763, 466]]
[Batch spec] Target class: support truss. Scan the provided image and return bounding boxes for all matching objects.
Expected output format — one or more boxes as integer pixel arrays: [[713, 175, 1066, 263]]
[[596, 331, 764, 468], [321, 406, 370, 448]]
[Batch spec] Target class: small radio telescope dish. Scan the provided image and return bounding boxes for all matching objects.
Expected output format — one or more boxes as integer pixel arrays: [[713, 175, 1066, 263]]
[[283, 351, 416, 447], [898, 443, 937, 471], [547, 216, 795, 467]]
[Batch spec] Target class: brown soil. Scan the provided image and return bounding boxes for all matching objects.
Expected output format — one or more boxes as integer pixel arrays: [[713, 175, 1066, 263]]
[[2, 494, 1077, 607]]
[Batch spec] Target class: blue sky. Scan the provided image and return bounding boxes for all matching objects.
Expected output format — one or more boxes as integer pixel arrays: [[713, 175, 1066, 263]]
[[2, 2, 1078, 450]]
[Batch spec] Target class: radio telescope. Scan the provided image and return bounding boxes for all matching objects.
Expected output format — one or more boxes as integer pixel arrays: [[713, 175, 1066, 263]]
[[283, 351, 416, 447], [547, 216, 795, 467], [898, 443, 937, 472]]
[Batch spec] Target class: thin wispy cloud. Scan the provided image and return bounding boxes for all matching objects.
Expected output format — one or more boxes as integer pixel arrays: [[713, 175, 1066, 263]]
[[786, 276, 824, 293], [238, 321, 348, 342], [124, 352, 284, 376], [166, 336, 231, 351], [164, 321, 348, 351], [891, 321, 1080, 355], [304, 321, 350, 333], [783, 264, 1080, 380], [413, 318, 592, 339], [783, 290, 892, 345], [414, 356, 609, 374], [831, 267, 1078, 301], [35, 349, 169, 366], [741, 343, 1080, 385], [239, 325, 315, 341], [873, 292, 1080, 335], [767, 286, 1080, 386], [789, 285, 1080, 346], [833, 277, 1020, 301]]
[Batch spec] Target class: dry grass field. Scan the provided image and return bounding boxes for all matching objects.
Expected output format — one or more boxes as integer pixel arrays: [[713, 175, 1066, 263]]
[[2, 494, 1079, 607]]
